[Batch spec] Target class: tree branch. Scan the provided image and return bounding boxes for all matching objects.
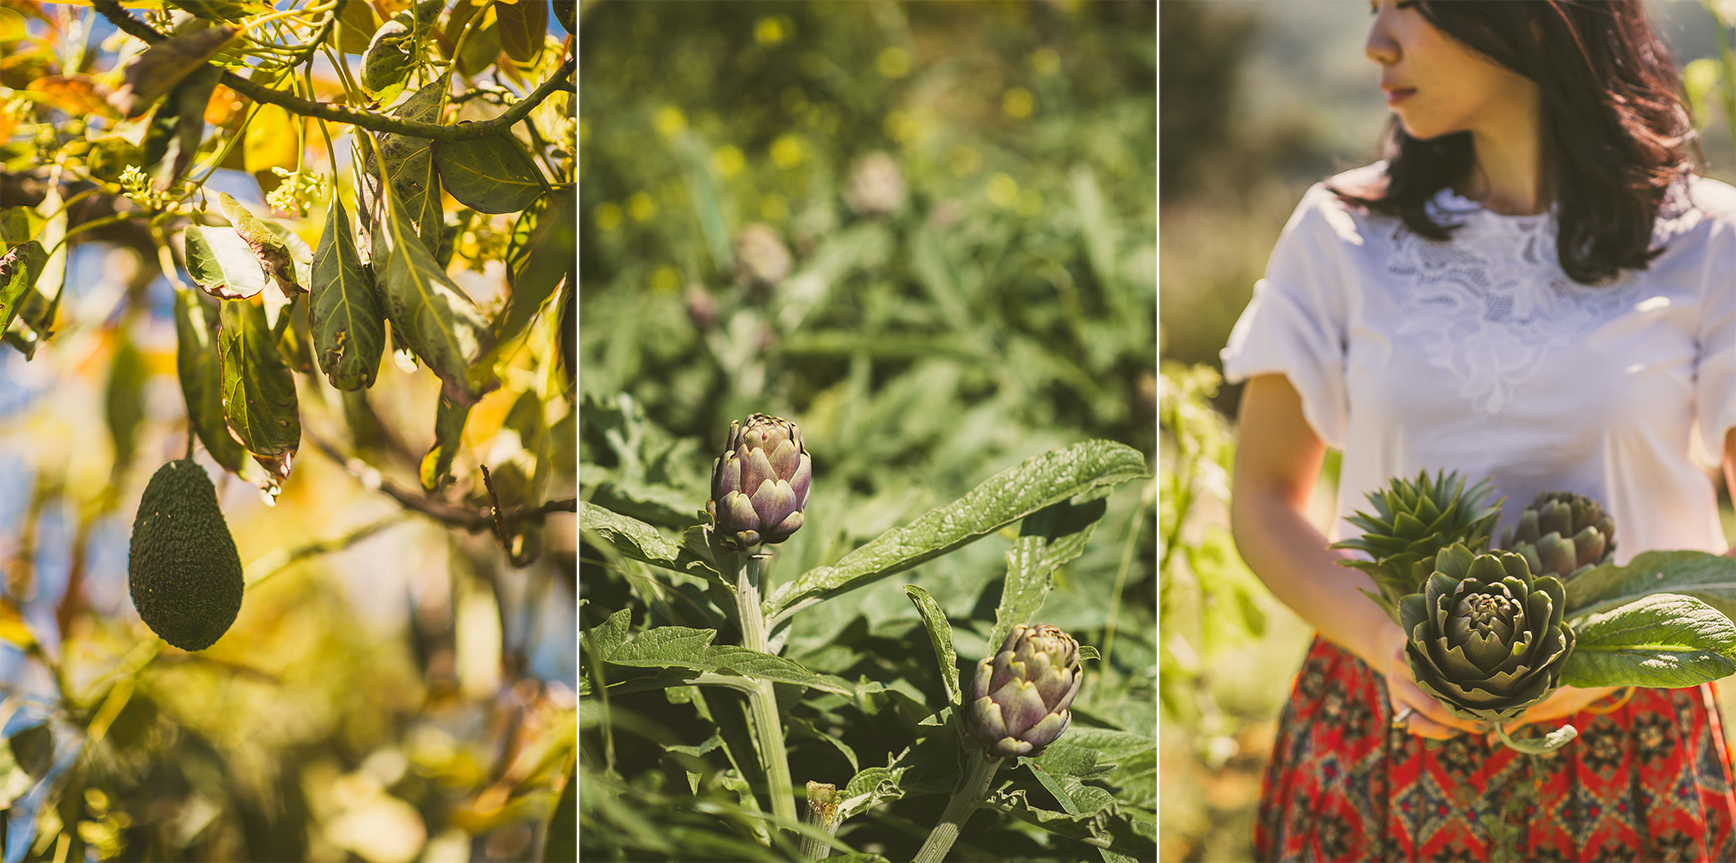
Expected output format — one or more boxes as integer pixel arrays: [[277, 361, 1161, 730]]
[[91, 0, 573, 142], [308, 432, 574, 533]]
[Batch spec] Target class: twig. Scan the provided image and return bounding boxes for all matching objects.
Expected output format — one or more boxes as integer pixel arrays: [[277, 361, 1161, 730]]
[[243, 514, 410, 587], [91, 0, 573, 142], [480, 464, 507, 542], [308, 432, 573, 533]]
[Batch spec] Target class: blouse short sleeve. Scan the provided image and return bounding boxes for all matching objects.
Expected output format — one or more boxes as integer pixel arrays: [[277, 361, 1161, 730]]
[[1697, 207, 1736, 458], [1220, 183, 1354, 448]]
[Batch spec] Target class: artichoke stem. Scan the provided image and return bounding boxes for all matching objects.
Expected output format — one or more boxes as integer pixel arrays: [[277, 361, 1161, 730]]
[[913, 751, 1004, 863], [733, 553, 798, 830], [800, 781, 841, 860]]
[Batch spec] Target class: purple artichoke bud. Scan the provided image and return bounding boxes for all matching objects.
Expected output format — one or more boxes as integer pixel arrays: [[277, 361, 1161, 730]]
[[707, 414, 811, 552], [966, 623, 1083, 759], [1498, 491, 1615, 581]]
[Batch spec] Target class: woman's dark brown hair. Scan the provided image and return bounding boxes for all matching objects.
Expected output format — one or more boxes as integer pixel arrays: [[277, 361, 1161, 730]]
[[1334, 0, 1695, 284]]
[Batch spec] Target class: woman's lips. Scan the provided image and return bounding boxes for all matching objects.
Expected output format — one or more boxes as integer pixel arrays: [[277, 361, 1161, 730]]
[[1386, 88, 1416, 106]]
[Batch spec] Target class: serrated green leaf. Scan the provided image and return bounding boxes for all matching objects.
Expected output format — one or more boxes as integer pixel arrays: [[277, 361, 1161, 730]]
[[495, 0, 547, 64], [903, 584, 961, 707], [585, 607, 632, 656], [218, 298, 300, 485], [768, 440, 1148, 621], [990, 496, 1108, 651], [183, 224, 267, 300], [369, 130, 496, 404], [593, 619, 857, 695], [578, 502, 721, 584], [0, 241, 46, 335], [984, 787, 1155, 859], [434, 130, 546, 214], [310, 197, 385, 389], [1566, 550, 1736, 619], [218, 193, 301, 296], [607, 625, 718, 666], [419, 392, 471, 492], [1561, 593, 1736, 688], [173, 288, 248, 474], [837, 764, 908, 821]]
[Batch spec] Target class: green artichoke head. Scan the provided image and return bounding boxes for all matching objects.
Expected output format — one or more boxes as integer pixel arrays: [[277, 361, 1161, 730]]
[[967, 624, 1083, 759], [1498, 491, 1615, 582], [1332, 468, 1503, 622], [708, 414, 811, 553], [1398, 543, 1574, 723]]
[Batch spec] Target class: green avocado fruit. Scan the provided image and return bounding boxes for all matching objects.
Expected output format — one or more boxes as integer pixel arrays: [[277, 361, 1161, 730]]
[[128, 459, 244, 651]]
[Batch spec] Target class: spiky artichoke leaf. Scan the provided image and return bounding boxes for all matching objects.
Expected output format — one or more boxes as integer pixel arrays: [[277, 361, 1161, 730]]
[[1362, 586, 1403, 625], [1413, 492, 1442, 525]]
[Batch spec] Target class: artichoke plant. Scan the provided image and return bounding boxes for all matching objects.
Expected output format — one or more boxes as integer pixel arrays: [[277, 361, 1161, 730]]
[[1400, 543, 1574, 724], [1498, 491, 1615, 581], [966, 624, 1083, 759], [708, 414, 812, 553], [1333, 469, 1503, 622]]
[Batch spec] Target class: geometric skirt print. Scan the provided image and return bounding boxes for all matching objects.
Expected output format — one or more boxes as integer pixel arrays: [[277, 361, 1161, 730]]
[[1255, 637, 1736, 862]]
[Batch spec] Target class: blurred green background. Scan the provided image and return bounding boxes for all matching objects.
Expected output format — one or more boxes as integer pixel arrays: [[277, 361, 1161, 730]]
[[579, 2, 1157, 858], [1159, 2, 1736, 861]]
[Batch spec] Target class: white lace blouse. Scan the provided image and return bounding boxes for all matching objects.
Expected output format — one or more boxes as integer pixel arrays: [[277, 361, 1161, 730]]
[[1220, 163, 1736, 560]]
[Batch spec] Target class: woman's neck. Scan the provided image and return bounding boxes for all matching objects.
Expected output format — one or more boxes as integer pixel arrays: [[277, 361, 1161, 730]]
[[1456, 96, 1548, 216]]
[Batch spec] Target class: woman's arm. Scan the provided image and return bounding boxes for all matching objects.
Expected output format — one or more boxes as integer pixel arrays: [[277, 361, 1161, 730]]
[[1230, 373, 1480, 738], [1725, 428, 1736, 559]]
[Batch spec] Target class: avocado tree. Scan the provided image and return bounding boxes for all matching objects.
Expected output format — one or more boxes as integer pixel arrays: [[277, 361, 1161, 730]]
[[0, 2, 575, 860]]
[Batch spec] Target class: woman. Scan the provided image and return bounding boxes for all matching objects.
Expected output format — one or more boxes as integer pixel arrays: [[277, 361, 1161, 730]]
[[1223, 1, 1736, 860]]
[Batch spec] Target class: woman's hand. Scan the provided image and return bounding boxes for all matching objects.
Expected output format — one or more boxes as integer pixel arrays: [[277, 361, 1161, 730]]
[[1366, 622, 1486, 740], [1491, 684, 1623, 741]]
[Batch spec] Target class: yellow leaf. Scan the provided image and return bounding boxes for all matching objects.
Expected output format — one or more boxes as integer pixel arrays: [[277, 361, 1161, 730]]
[[0, 600, 35, 650], [243, 102, 300, 175]]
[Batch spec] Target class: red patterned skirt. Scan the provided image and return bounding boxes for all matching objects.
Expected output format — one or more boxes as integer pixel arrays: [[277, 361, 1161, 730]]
[[1256, 636, 1736, 862]]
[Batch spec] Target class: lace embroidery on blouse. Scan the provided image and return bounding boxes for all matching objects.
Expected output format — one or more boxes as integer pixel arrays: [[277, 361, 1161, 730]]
[[1385, 193, 1652, 414]]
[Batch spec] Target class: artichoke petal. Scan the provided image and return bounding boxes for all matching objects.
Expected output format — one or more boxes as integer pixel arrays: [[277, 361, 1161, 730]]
[[1000, 681, 1052, 738], [969, 658, 993, 703], [971, 696, 1007, 741], [1023, 710, 1072, 752]]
